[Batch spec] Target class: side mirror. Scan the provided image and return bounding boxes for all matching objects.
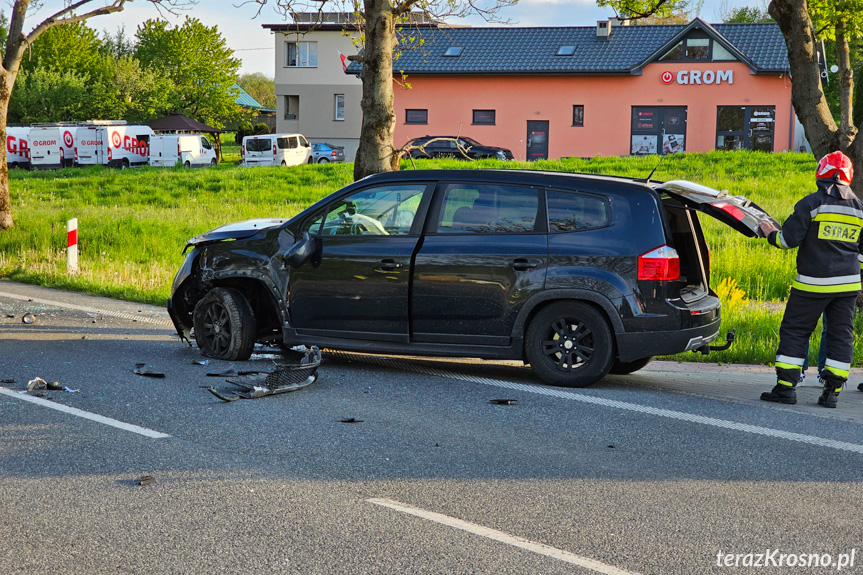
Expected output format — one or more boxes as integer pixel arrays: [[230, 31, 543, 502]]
[[286, 232, 316, 268]]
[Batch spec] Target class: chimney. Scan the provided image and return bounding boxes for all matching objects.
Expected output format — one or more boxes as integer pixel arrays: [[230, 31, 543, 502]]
[[596, 20, 611, 40], [608, 16, 629, 27]]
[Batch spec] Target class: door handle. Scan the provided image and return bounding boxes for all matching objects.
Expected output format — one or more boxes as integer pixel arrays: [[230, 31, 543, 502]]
[[510, 258, 539, 271], [378, 258, 403, 272]]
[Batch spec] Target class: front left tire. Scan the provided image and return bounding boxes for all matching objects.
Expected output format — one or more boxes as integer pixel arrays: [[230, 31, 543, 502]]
[[193, 287, 256, 360]]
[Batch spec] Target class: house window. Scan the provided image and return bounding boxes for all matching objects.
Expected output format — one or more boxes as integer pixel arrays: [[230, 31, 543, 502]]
[[284, 95, 299, 120], [572, 105, 584, 127], [443, 46, 463, 57], [334, 94, 345, 121], [286, 41, 318, 67], [405, 109, 428, 124], [658, 34, 734, 62], [557, 45, 576, 56], [472, 110, 495, 125]]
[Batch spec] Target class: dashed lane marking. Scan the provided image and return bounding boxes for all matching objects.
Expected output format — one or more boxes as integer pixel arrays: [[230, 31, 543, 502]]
[[0, 387, 171, 439], [367, 498, 642, 574], [332, 353, 863, 455]]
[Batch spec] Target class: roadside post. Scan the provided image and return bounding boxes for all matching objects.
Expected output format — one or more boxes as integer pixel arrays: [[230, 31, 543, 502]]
[[67, 218, 78, 273]]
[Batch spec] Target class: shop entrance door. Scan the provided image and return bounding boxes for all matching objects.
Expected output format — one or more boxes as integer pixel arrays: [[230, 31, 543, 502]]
[[716, 106, 775, 151], [631, 107, 687, 155], [526, 121, 549, 160]]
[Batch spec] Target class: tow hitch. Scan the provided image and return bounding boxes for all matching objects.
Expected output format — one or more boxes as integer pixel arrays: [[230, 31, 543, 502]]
[[694, 329, 735, 355]]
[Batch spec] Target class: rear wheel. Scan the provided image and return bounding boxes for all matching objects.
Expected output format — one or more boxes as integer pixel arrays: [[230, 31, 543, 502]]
[[184, 161, 191, 168], [281, 160, 287, 167], [525, 302, 614, 387], [120, 159, 130, 169], [318, 157, 329, 164], [610, 356, 652, 375], [193, 288, 256, 360]]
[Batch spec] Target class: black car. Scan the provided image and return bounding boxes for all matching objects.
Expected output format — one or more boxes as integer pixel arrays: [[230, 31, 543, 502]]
[[407, 136, 515, 161], [167, 169, 776, 387]]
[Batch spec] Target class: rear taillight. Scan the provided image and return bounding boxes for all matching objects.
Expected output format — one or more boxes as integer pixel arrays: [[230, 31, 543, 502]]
[[713, 202, 746, 221], [74, 147, 78, 161], [107, 148, 112, 161], [273, 145, 277, 156], [331, 150, 337, 157], [638, 245, 680, 281], [241, 146, 245, 157]]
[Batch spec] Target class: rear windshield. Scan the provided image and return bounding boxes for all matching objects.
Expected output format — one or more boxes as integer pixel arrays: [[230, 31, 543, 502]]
[[246, 138, 271, 152]]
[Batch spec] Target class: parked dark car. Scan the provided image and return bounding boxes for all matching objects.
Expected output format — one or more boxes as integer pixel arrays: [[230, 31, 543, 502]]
[[167, 169, 776, 387], [407, 136, 515, 161], [311, 142, 346, 163]]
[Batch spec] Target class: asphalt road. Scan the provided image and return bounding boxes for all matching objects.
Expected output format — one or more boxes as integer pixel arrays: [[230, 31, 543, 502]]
[[1, 280, 862, 575]]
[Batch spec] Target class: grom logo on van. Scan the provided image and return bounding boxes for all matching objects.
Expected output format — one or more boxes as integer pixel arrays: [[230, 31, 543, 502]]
[[660, 70, 734, 85]]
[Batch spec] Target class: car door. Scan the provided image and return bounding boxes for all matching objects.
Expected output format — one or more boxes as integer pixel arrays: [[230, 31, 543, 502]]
[[654, 180, 778, 237], [288, 182, 433, 341], [411, 182, 547, 346]]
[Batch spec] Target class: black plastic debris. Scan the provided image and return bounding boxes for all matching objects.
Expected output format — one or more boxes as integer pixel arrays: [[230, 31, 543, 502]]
[[138, 474, 156, 486], [489, 399, 518, 405], [134, 363, 166, 378], [206, 369, 266, 378], [340, 418, 363, 424], [1, 378, 15, 384], [22, 313, 35, 324], [5, 314, 14, 318], [208, 347, 321, 402]]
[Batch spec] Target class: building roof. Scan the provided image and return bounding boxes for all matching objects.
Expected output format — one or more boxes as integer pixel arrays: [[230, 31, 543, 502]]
[[147, 114, 223, 133], [345, 18, 788, 76], [233, 83, 276, 113]]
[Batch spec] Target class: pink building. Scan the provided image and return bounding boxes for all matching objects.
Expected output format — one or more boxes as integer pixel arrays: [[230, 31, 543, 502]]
[[379, 19, 793, 161]]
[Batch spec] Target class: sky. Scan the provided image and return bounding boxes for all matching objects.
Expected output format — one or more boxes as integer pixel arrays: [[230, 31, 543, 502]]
[[44, 0, 764, 77]]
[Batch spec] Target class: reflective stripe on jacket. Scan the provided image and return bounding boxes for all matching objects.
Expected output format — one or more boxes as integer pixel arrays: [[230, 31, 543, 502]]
[[768, 180, 863, 297]]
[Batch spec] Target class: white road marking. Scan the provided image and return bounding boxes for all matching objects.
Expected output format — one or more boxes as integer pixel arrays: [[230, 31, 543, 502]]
[[367, 497, 642, 575], [0, 387, 171, 439], [334, 353, 863, 455], [0, 290, 173, 327]]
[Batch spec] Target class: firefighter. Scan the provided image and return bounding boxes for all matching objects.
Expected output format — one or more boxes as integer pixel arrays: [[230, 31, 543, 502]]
[[759, 151, 862, 408]]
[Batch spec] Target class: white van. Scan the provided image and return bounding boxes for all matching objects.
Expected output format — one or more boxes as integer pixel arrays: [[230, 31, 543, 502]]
[[6, 127, 31, 169], [30, 125, 77, 169], [149, 134, 217, 168], [241, 133, 312, 167]]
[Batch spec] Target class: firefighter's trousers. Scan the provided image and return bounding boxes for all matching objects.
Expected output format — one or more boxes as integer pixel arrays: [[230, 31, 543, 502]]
[[774, 291, 856, 389]]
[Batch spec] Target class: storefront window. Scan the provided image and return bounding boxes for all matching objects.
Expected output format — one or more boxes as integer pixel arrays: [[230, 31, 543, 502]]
[[631, 106, 686, 156], [716, 106, 774, 152]]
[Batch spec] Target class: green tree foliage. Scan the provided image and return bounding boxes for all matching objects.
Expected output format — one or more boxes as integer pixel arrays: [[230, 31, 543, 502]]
[[18, 22, 103, 76], [597, 0, 688, 20], [8, 68, 90, 123], [134, 17, 243, 128], [237, 72, 276, 109], [723, 6, 773, 23]]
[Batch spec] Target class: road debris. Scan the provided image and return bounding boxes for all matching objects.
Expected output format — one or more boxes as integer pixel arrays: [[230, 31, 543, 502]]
[[24, 377, 78, 393], [489, 399, 518, 405], [138, 474, 157, 486], [207, 347, 321, 402], [192, 359, 210, 366], [133, 363, 166, 378], [22, 313, 35, 324], [340, 418, 363, 423], [1, 378, 16, 384]]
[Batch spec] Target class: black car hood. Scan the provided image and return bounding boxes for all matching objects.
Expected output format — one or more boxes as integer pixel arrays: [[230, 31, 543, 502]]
[[186, 218, 289, 249]]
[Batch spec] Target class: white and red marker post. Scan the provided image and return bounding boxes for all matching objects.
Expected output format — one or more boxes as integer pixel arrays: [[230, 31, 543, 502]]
[[67, 218, 78, 273]]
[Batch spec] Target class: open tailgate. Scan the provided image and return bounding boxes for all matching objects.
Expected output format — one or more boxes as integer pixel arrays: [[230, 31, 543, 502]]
[[655, 180, 779, 238]]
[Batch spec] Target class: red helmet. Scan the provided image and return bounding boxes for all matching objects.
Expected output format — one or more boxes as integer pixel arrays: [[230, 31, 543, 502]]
[[816, 151, 853, 184]]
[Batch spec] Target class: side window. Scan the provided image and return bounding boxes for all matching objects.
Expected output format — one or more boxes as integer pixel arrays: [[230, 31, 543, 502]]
[[277, 137, 289, 149], [288, 136, 299, 149], [437, 184, 538, 234], [299, 135, 309, 147], [302, 210, 324, 235], [546, 190, 610, 233], [201, 137, 212, 150], [321, 185, 426, 236]]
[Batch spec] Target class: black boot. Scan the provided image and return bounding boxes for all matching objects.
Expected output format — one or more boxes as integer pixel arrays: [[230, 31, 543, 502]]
[[760, 384, 797, 404], [818, 385, 841, 408], [857, 383, 863, 392]]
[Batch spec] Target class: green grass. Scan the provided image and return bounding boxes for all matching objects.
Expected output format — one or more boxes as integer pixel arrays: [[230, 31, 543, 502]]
[[0, 150, 838, 365]]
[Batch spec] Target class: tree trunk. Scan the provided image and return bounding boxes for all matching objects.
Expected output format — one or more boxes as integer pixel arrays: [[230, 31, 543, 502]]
[[835, 20, 856, 145], [769, 0, 862, 197], [353, 0, 397, 181], [0, 71, 13, 230]]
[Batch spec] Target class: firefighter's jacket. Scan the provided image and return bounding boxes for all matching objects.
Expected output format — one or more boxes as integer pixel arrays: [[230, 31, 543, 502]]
[[767, 180, 863, 296]]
